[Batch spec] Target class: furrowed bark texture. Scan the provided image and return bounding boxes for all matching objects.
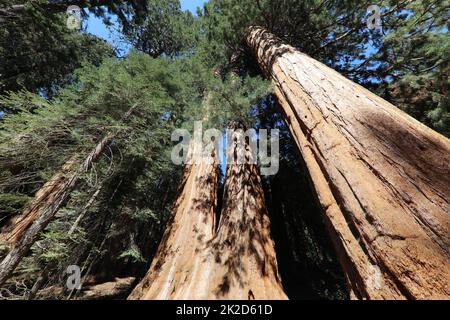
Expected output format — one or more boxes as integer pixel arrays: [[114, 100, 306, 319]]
[[246, 26, 450, 299], [203, 128, 287, 299], [129, 127, 287, 300], [128, 140, 220, 299]]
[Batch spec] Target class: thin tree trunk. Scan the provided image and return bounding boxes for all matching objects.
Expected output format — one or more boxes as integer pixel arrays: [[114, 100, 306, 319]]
[[6, 156, 78, 243], [0, 105, 136, 287], [5, 104, 136, 245], [5, 134, 114, 246], [128, 139, 219, 299], [27, 267, 49, 300], [0, 133, 111, 287], [68, 183, 103, 235], [246, 26, 450, 299], [26, 183, 104, 299]]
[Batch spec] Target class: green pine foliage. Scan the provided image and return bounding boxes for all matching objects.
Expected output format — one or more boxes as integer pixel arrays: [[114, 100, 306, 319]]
[[199, 0, 449, 136], [0, 0, 114, 96], [379, 0, 450, 136], [123, 0, 197, 58], [0, 0, 448, 299]]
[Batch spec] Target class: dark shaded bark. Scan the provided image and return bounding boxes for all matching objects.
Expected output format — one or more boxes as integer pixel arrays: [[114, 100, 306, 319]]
[[203, 126, 287, 299], [246, 26, 450, 299], [129, 124, 287, 300]]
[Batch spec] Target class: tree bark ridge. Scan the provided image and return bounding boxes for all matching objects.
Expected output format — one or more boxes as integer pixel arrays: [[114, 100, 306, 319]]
[[246, 26, 450, 299], [128, 139, 219, 299]]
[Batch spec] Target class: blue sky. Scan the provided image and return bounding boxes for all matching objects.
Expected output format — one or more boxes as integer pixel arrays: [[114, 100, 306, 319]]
[[180, 0, 207, 13]]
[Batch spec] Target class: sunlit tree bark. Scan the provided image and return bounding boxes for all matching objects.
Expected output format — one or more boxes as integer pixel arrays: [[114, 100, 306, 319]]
[[128, 139, 220, 299], [203, 126, 287, 299], [246, 26, 450, 299], [129, 124, 287, 300]]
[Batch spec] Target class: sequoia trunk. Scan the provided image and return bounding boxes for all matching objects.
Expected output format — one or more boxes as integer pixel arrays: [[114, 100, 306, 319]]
[[203, 127, 287, 299], [129, 125, 287, 300], [246, 26, 450, 299], [128, 139, 219, 299]]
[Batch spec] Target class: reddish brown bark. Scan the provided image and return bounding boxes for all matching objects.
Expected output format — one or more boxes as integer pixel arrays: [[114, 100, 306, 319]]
[[246, 26, 450, 299], [128, 140, 220, 299], [203, 128, 287, 299], [129, 127, 287, 300]]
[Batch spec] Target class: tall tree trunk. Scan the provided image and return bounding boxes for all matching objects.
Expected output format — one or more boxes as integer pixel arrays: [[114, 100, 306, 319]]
[[246, 26, 450, 299], [0, 105, 136, 287], [129, 124, 287, 300], [128, 139, 220, 299], [202, 126, 287, 299]]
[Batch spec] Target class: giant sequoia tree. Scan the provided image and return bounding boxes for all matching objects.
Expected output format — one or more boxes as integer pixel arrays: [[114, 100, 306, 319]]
[[128, 137, 221, 299], [246, 26, 449, 299], [130, 124, 287, 300], [0, 0, 449, 300], [0, 53, 193, 295]]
